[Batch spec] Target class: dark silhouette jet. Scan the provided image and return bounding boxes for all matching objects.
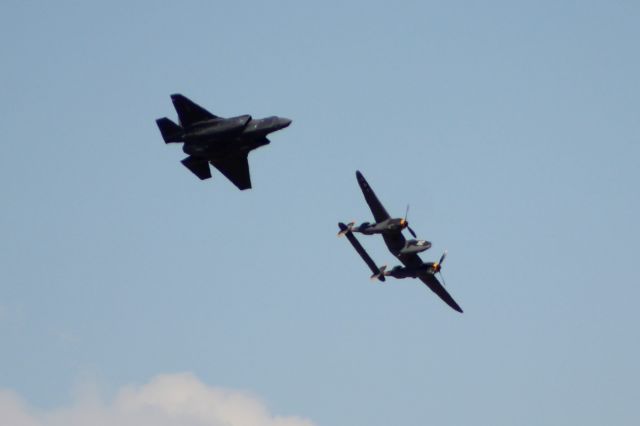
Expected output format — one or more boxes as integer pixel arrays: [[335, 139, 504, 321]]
[[156, 94, 291, 190], [338, 171, 463, 313]]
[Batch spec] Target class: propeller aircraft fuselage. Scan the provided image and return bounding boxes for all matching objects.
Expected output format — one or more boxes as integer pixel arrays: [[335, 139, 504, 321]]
[[338, 171, 463, 313], [341, 218, 411, 235], [399, 239, 432, 255]]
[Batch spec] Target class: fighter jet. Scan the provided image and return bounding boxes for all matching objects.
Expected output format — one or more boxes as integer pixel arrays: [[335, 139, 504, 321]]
[[338, 171, 463, 313], [156, 94, 291, 190]]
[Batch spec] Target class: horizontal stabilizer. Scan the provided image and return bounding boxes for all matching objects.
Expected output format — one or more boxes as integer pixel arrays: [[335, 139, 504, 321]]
[[156, 117, 183, 143], [370, 265, 387, 281], [181, 156, 212, 180], [337, 222, 355, 237]]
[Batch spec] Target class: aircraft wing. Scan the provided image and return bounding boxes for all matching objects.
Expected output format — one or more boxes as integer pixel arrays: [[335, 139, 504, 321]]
[[418, 273, 463, 313], [397, 252, 463, 313], [356, 170, 407, 256], [338, 223, 385, 281], [382, 233, 408, 257], [171, 93, 219, 126], [210, 154, 252, 190], [356, 171, 390, 222]]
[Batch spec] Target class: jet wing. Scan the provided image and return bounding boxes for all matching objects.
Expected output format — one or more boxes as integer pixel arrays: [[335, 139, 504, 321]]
[[356, 171, 390, 222], [171, 94, 219, 126], [338, 223, 385, 281], [210, 154, 252, 190]]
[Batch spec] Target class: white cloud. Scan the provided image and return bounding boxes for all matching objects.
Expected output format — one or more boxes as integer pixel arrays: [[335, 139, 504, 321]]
[[0, 390, 39, 426], [0, 373, 315, 426]]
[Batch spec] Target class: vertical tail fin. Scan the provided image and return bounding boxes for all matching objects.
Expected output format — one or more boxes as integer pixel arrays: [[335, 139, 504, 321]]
[[156, 117, 183, 143], [337, 222, 355, 237], [370, 265, 387, 281]]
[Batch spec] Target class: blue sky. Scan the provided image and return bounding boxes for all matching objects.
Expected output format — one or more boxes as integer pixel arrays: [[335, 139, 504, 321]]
[[1, 1, 639, 425]]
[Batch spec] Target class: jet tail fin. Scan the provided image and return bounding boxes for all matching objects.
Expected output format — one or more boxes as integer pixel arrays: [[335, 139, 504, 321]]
[[156, 117, 183, 143]]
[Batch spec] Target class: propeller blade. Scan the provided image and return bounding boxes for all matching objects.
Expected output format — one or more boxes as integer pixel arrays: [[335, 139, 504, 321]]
[[439, 272, 447, 287], [408, 226, 417, 238], [439, 250, 448, 265], [404, 204, 410, 221]]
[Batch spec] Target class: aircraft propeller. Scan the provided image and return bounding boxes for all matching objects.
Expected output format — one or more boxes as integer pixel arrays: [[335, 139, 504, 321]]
[[432, 250, 448, 286], [402, 205, 418, 238]]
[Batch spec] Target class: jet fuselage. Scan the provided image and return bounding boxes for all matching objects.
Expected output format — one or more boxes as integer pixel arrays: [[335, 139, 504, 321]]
[[183, 116, 290, 143], [183, 115, 252, 142], [181, 116, 291, 159]]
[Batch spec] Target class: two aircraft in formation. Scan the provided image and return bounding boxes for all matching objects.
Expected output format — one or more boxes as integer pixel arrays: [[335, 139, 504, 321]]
[[156, 95, 462, 313]]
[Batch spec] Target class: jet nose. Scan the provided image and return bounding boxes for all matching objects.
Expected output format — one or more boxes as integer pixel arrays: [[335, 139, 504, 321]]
[[279, 117, 292, 128]]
